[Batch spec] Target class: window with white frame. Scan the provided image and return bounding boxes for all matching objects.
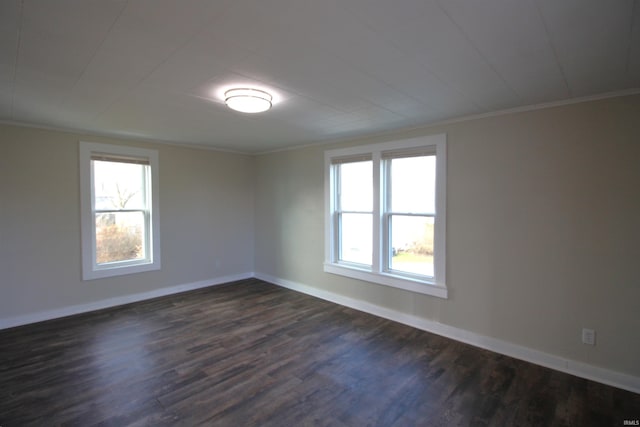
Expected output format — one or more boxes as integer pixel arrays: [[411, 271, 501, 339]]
[[79, 142, 160, 280], [324, 134, 447, 298]]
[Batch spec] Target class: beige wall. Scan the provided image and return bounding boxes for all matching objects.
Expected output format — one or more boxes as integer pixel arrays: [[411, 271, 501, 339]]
[[254, 94, 640, 378], [0, 124, 255, 319], [1, 95, 638, 380]]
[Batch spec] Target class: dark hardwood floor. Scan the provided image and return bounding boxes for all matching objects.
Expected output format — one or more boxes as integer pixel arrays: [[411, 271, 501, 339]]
[[1, 278, 638, 426]]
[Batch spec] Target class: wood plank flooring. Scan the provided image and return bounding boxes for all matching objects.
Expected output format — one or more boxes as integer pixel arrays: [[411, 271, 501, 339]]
[[1, 278, 638, 426]]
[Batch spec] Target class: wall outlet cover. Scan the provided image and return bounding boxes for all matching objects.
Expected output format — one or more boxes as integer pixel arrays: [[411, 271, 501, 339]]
[[582, 328, 596, 346]]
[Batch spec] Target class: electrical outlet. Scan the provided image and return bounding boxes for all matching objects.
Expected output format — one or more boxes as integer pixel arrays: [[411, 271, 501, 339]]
[[582, 328, 596, 346]]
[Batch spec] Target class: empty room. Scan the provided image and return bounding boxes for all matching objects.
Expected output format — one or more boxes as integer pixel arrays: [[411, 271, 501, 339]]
[[1, 0, 639, 425]]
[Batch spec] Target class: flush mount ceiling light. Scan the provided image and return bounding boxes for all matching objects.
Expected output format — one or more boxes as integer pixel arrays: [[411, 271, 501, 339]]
[[224, 87, 273, 113]]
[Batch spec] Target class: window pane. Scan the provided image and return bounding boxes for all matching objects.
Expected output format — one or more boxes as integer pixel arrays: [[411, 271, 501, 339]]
[[339, 161, 372, 211], [390, 156, 435, 213], [340, 213, 372, 265], [93, 161, 147, 210], [95, 211, 146, 264], [390, 215, 434, 277]]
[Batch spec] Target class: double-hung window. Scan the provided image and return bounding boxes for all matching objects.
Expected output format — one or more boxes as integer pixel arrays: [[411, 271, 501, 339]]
[[79, 142, 160, 280], [325, 134, 447, 298]]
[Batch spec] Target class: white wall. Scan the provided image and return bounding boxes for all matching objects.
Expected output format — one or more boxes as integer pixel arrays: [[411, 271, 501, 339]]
[[254, 94, 640, 380], [0, 124, 255, 321]]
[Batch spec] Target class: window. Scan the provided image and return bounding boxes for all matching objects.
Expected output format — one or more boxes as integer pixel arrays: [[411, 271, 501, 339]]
[[79, 142, 160, 280], [324, 134, 447, 298]]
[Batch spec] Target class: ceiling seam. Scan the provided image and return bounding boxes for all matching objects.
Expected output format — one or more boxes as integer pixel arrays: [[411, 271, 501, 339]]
[[532, 0, 573, 97], [56, 0, 131, 110], [190, 34, 417, 134], [334, 11, 454, 118], [434, 0, 521, 103], [254, 88, 640, 156], [339, 1, 482, 115], [187, 71, 367, 134], [5, 1, 638, 152], [624, 0, 637, 76], [2, 88, 637, 156], [9, 0, 25, 120], [204, 5, 381, 125], [91, 1, 237, 123]]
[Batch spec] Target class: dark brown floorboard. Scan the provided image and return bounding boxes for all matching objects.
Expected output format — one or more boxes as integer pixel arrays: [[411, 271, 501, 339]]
[[1, 278, 638, 426]]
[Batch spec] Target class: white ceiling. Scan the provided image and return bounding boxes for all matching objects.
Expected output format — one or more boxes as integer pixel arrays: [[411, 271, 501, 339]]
[[1, 0, 639, 153]]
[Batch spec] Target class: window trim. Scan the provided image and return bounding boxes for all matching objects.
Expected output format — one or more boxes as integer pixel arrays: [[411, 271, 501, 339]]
[[324, 134, 447, 298], [79, 142, 161, 280]]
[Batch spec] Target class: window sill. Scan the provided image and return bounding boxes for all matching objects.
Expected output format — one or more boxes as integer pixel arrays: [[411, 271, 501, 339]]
[[83, 260, 161, 281], [323, 262, 448, 299]]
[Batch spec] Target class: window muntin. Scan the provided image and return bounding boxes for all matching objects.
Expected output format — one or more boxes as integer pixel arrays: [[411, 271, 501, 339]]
[[324, 135, 447, 298], [80, 142, 160, 280]]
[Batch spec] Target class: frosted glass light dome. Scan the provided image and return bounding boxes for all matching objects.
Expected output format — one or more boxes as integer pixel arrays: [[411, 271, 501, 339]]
[[224, 88, 272, 113]]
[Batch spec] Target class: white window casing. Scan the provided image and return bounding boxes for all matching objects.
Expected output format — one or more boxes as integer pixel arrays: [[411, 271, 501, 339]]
[[79, 142, 161, 280], [324, 134, 447, 298]]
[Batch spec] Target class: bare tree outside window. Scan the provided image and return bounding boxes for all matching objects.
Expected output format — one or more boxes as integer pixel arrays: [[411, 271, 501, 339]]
[[93, 160, 147, 264]]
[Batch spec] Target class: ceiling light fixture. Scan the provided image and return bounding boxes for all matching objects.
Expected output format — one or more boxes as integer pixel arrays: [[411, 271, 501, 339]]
[[224, 87, 273, 113]]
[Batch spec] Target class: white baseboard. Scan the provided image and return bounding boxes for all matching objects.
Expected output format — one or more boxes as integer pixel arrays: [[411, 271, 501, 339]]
[[0, 272, 254, 330], [255, 272, 640, 395], [3, 271, 637, 394]]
